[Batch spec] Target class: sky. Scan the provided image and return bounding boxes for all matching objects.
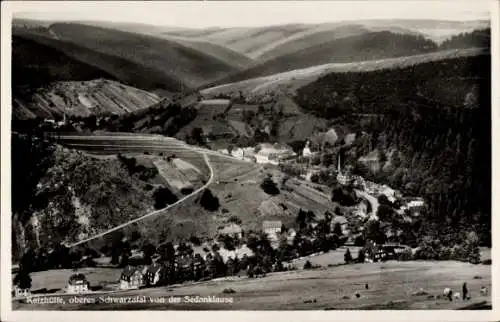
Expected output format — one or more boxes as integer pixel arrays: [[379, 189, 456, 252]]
[[9, 1, 491, 29]]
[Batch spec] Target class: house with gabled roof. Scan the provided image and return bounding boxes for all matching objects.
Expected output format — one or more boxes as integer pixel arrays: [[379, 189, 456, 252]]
[[145, 263, 163, 286], [67, 273, 90, 294], [120, 265, 146, 290]]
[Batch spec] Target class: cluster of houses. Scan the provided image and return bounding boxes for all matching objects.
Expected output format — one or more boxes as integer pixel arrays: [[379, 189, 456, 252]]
[[119, 263, 165, 290], [217, 220, 295, 243], [219, 143, 296, 165], [364, 241, 412, 262], [395, 198, 425, 217]]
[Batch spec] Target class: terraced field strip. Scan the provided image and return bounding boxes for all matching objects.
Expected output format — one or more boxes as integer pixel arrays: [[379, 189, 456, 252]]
[[52, 135, 216, 247], [54, 133, 249, 163]]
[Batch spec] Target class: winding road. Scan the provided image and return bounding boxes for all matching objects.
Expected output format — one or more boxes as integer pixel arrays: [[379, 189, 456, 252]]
[[65, 150, 214, 248]]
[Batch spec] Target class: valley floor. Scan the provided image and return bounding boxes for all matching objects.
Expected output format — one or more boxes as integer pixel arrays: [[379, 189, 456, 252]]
[[13, 260, 491, 310]]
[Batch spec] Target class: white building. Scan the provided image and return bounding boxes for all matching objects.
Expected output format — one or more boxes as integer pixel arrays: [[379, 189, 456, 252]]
[[67, 273, 90, 294], [302, 141, 313, 158], [263, 220, 283, 241], [380, 185, 396, 203], [219, 223, 243, 239], [336, 155, 351, 185]]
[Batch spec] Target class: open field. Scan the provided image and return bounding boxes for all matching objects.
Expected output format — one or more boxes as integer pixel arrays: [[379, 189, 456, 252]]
[[23, 267, 122, 293], [288, 246, 363, 268], [13, 261, 491, 310], [201, 47, 487, 100]]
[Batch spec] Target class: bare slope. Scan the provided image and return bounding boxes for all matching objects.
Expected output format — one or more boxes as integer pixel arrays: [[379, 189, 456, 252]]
[[47, 23, 241, 89]]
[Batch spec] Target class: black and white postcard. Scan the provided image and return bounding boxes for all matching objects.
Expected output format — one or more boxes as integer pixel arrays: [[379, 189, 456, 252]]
[[1, 1, 498, 321]]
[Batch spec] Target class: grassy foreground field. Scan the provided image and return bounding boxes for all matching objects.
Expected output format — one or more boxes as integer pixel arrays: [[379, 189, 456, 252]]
[[13, 261, 491, 310]]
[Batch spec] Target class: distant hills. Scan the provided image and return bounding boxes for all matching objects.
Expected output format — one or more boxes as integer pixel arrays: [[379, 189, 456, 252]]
[[11, 18, 490, 120], [11, 20, 253, 119], [156, 19, 489, 59], [12, 21, 248, 93], [204, 31, 440, 88], [46, 23, 244, 89], [200, 48, 487, 102]]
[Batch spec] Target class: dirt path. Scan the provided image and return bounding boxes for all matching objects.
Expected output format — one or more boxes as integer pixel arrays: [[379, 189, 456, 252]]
[[66, 153, 213, 247]]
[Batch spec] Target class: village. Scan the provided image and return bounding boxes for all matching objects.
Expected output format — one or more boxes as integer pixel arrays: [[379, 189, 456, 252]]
[[12, 130, 430, 301]]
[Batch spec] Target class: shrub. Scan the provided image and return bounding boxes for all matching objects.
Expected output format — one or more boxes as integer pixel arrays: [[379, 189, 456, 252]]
[[180, 187, 194, 195], [331, 184, 359, 206], [189, 235, 202, 246], [344, 248, 353, 264], [303, 260, 312, 269], [13, 270, 32, 290], [218, 234, 237, 251], [200, 189, 220, 211], [260, 176, 280, 195], [357, 249, 366, 263], [153, 187, 179, 209], [397, 249, 413, 261], [354, 235, 365, 246]]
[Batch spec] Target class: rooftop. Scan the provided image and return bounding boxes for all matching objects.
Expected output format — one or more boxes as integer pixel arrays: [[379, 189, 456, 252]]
[[263, 220, 283, 229], [219, 223, 243, 235]]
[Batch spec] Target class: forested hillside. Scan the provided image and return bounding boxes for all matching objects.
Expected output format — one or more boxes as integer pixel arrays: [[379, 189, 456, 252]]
[[295, 53, 491, 246], [12, 35, 115, 91], [207, 31, 438, 87], [440, 28, 490, 50], [12, 33, 183, 94], [47, 23, 241, 89]]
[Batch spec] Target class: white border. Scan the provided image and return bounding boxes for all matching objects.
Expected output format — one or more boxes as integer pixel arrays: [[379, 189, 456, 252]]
[[1, 1, 499, 322]]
